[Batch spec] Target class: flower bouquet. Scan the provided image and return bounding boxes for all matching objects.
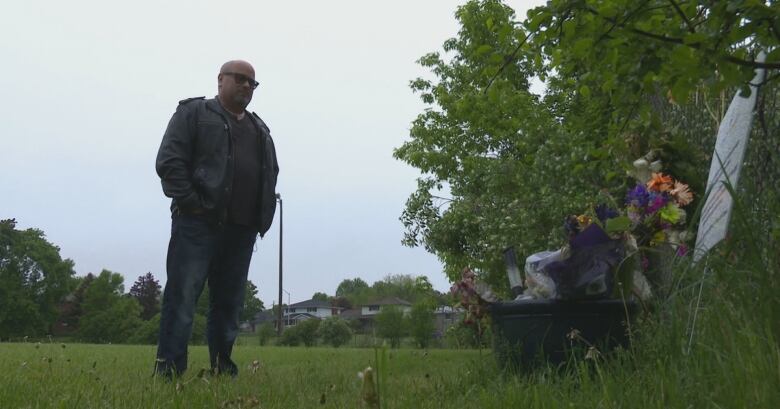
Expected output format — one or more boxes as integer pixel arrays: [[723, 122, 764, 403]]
[[557, 158, 694, 300]]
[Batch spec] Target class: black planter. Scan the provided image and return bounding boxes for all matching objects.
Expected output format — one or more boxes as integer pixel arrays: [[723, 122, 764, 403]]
[[489, 299, 637, 369]]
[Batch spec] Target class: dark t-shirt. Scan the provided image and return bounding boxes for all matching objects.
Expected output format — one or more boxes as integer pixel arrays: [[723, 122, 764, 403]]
[[227, 113, 261, 226]]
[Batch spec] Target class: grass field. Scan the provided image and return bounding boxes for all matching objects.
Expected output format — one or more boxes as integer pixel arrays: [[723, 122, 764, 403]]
[[1, 321, 779, 409], [0, 342, 501, 408]]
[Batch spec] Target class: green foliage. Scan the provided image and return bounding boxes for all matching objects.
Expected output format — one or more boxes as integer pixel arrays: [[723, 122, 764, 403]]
[[444, 321, 492, 349], [374, 306, 405, 348], [127, 313, 161, 345], [190, 313, 207, 345], [407, 301, 435, 349], [395, 0, 599, 292], [240, 280, 265, 322], [279, 319, 320, 347], [0, 219, 76, 337], [317, 317, 352, 348], [335, 275, 441, 308], [79, 296, 142, 344], [77, 270, 142, 344], [277, 327, 300, 347], [335, 277, 369, 298], [311, 292, 329, 302], [128, 272, 160, 321], [257, 322, 275, 346], [396, 0, 779, 294], [295, 319, 320, 347]]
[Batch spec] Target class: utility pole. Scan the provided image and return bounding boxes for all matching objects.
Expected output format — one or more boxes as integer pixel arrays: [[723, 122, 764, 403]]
[[276, 193, 284, 335]]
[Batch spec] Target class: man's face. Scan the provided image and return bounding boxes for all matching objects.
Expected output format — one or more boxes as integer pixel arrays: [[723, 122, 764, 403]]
[[218, 63, 256, 110]]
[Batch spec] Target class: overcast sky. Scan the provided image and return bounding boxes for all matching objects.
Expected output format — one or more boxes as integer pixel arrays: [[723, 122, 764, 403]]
[[0, 0, 544, 306]]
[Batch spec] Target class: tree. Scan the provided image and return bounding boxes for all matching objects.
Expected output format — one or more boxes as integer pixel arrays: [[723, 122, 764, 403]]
[[375, 306, 405, 348], [129, 272, 161, 320], [0, 219, 76, 337], [335, 278, 369, 298], [241, 280, 265, 322], [318, 317, 353, 347], [395, 0, 779, 293], [55, 273, 95, 334], [394, 0, 574, 292], [312, 292, 329, 302], [330, 296, 352, 310], [77, 269, 142, 343], [408, 300, 436, 349]]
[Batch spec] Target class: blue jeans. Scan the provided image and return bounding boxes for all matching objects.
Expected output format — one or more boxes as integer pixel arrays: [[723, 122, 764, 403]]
[[155, 214, 257, 377]]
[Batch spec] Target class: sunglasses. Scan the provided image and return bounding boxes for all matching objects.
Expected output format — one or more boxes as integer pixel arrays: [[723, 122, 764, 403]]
[[222, 72, 259, 89]]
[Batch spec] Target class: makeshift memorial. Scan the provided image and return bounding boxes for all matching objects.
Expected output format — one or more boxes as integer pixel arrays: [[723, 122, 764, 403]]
[[512, 154, 693, 302]]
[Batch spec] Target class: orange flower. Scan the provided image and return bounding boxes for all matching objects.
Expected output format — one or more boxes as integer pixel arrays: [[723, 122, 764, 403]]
[[670, 181, 693, 206], [646, 172, 673, 192]]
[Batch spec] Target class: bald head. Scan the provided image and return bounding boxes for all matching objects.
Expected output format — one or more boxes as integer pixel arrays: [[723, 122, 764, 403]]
[[217, 60, 256, 114], [220, 60, 255, 76]]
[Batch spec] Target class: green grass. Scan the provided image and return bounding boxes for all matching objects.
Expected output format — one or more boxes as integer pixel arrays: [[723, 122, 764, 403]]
[[2, 307, 779, 409]]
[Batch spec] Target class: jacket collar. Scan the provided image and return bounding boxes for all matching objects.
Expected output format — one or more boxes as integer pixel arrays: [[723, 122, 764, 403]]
[[206, 97, 267, 136]]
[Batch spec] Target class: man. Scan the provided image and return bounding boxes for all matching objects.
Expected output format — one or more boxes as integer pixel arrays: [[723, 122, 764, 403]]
[[154, 60, 279, 378]]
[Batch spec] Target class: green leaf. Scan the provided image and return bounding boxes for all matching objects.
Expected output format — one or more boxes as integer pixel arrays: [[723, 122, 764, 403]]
[[766, 48, 780, 64], [580, 85, 591, 98], [475, 44, 493, 56], [605, 216, 632, 233], [682, 32, 707, 46]]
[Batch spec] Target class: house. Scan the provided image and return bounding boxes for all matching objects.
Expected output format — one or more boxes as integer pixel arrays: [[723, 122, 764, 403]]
[[334, 297, 414, 332], [247, 310, 276, 332], [361, 297, 412, 316], [432, 305, 462, 338], [283, 299, 343, 326]]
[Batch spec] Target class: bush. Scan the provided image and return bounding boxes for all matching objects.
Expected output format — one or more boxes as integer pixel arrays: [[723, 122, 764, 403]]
[[278, 326, 300, 346], [128, 313, 161, 344], [296, 318, 321, 347], [257, 322, 275, 346], [79, 296, 142, 344], [318, 317, 352, 347], [408, 301, 435, 349], [375, 306, 405, 348], [126, 312, 206, 345], [278, 319, 321, 347]]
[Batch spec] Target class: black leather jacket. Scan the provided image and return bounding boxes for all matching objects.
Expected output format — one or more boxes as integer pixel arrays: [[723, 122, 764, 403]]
[[155, 97, 279, 236]]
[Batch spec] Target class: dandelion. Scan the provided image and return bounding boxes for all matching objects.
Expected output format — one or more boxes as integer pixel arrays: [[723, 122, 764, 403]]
[[358, 367, 379, 408], [567, 329, 581, 341], [249, 359, 261, 374], [585, 346, 601, 360]]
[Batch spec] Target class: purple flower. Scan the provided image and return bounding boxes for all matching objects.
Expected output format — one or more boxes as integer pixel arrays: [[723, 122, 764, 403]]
[[595, 204, 619, 223], [646, 194, 667, 214], [677, 244, 688, 257], [626, 184, 650, 207]]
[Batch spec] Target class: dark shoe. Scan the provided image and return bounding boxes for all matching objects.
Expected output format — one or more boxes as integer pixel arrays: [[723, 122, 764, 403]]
[[211, 358, 238, 378], [153, 359, 182, 380]]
